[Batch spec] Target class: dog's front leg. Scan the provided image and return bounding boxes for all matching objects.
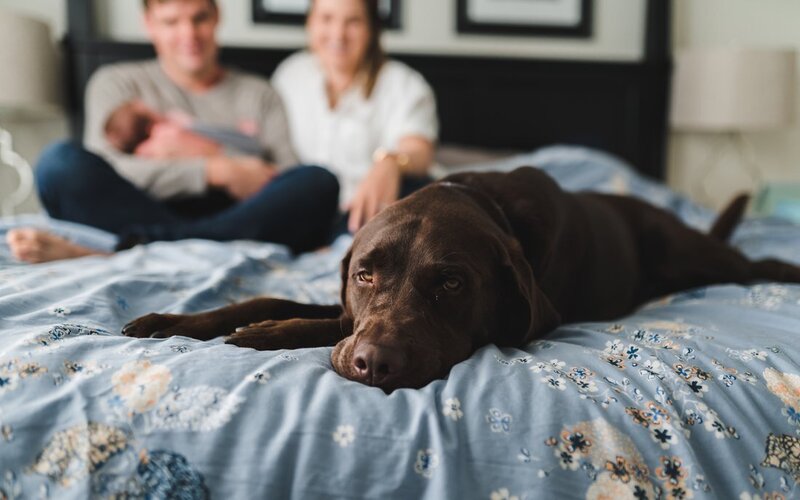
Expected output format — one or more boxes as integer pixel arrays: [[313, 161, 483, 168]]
[[122, 298, 342, 340], [225, 316, 353, 350]]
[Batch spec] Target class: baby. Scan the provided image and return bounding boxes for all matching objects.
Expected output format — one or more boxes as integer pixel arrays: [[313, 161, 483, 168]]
[[104, 100, 264, 156], [104, 101, 158, 154]]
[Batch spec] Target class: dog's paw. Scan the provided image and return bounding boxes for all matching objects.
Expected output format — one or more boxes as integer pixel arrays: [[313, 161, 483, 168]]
[[122, 313, 185, 338], [225, 320, 287, 350], [224, 318, 341, 350], [231, 320, 279, 335], [224, 332, 267, 350]]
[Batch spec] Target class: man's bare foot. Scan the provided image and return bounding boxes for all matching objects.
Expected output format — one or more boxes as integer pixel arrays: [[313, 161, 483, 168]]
[[5, 228, 110, 263]]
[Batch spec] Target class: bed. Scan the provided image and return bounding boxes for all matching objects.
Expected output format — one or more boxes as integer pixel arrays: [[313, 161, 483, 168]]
[[2, 146, 800, 499], [5, 1, 800, 498]]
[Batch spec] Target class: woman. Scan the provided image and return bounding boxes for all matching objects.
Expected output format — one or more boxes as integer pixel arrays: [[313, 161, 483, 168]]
[[272, 0, 438, 234]]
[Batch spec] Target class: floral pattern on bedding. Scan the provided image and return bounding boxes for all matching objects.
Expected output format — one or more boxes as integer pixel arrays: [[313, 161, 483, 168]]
[[2, 146, 800, 499]]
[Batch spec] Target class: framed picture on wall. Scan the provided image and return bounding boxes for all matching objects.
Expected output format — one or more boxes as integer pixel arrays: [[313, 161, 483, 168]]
[[457, 0, 592, 38], [252, 0, 402, 30]]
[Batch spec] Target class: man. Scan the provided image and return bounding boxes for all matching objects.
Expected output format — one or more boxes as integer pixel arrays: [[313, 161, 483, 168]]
[[7, 0, 338, 262]]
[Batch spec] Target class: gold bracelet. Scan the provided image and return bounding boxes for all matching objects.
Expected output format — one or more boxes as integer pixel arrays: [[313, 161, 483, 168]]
[[373, 147, 411, 171]]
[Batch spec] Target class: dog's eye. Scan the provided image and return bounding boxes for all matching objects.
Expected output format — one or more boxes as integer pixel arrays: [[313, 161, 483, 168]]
[[443, 277, 462, 291], [356, 270, 374, 284]]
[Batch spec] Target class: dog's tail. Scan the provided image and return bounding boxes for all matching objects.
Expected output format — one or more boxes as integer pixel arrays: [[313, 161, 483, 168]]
[[709, 193, 750, 241]]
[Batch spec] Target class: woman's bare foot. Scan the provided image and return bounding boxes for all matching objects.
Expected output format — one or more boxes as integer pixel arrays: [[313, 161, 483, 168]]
[[5, 228, 110, 263]]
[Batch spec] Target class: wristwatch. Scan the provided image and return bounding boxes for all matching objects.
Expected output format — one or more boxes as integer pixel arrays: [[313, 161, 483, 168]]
[[373, 147, 411, 171]]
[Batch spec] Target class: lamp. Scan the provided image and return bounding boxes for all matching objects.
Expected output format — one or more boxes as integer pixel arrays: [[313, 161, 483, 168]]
[[0, 8, 61, 216], [670, 47, 796, 202]]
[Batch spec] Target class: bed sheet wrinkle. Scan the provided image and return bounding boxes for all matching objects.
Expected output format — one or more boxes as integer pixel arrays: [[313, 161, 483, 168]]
[[3, 146, 800, 498]]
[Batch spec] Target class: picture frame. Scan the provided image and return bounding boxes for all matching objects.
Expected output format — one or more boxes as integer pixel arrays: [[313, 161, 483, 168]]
[[456, 0, 592, 38], [252, 0, 402, 30]]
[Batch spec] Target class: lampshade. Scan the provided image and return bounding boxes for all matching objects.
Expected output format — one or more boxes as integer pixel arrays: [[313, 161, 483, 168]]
[[670, 47, 796, 132], [0, 8, 61, 119]]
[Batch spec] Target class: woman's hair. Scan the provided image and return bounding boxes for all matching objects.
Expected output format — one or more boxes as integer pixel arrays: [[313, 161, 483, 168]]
[[310, 0, 386, 98], [360, 0, 387, 98]]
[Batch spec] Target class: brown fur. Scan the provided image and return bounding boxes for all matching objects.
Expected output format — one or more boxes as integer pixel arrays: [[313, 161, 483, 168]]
[[123, 167, 800, 392]]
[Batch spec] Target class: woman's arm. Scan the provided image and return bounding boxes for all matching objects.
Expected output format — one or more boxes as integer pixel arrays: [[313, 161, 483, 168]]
[[374, 135, 435, 177], [346, 64, 439, 233], [346, 135, 435, 233]]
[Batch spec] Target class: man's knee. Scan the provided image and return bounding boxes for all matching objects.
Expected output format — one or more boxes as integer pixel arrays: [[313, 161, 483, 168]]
[[35, 141, 110, 197]]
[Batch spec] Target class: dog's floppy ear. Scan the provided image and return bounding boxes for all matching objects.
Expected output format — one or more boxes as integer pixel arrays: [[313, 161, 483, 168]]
[[339, 247, 353, 315], [495, 236, 560, 346]]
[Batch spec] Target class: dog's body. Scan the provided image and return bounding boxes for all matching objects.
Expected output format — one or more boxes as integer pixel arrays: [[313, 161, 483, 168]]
[[124, 167, 800, 392]]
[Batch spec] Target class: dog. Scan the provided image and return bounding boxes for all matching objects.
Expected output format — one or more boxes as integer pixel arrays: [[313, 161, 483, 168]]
[[123, 167, 800, 392]]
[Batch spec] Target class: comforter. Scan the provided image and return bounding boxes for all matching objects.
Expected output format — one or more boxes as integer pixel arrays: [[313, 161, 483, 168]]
[[1, 146, 798, 499]]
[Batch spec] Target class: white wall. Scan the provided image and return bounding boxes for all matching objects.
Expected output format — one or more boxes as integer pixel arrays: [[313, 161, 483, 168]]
[[0, 0, 66, 38], [0, 0, 646, 61], [669, 0, 800, 209], [100, 0, 645, 61]]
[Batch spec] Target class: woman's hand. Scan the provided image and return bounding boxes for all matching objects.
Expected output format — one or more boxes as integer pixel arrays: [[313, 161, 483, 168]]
[[346, 158, 402, 233]]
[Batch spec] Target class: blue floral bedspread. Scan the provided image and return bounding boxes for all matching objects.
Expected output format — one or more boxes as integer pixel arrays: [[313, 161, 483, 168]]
[[1, 146, 799, 499]]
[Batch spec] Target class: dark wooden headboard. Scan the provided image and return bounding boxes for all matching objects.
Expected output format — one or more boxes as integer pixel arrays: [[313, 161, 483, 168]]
[[64, 0, 671, 180]]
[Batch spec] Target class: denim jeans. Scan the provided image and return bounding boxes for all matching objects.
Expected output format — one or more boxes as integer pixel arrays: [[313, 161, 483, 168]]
[[35, 141, 340, 254]]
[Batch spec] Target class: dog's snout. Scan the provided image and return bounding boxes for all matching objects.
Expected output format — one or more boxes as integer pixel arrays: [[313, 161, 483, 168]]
[[352, 342, 406, 387]]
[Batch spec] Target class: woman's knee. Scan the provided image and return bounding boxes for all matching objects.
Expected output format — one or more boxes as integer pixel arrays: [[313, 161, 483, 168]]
[[286, 165, 340, 205]]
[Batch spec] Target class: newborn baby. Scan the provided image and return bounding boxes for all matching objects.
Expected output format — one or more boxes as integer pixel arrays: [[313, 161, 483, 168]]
[[104, 101, 264, 156]]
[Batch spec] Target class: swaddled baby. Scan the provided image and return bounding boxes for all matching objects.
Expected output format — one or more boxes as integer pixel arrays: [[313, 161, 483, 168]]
[[104, 100, 264, 156]]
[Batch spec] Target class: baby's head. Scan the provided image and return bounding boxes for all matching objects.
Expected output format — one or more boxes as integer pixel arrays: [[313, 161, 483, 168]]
[[105, 101, 159, 153]]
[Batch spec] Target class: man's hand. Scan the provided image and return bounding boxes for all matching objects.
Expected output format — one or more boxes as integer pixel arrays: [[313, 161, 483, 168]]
[[206, 156, 278, 200], [346, 158, 402, 233], [135, 122, 222, 159]]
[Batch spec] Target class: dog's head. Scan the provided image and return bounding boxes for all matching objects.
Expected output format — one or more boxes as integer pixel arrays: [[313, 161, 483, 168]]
[[331, 182, 560, 392]]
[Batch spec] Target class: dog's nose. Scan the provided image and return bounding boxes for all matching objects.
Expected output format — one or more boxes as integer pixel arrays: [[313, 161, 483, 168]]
[[352, 342, 406, 387]]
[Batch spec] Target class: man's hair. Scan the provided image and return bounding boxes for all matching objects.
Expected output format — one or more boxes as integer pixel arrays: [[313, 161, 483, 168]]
[[142, 0, 217, 9]]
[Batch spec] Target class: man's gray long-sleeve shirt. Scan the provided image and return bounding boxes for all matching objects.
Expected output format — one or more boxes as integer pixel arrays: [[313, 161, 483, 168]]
[[84, 60, 299, 200]]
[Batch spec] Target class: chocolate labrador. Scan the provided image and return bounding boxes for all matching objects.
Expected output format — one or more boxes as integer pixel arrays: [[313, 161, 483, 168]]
[[123, 167, 800, 392]]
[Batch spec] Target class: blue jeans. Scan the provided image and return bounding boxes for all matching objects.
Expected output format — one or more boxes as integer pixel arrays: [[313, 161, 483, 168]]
[[35, 141, 340, 254]]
